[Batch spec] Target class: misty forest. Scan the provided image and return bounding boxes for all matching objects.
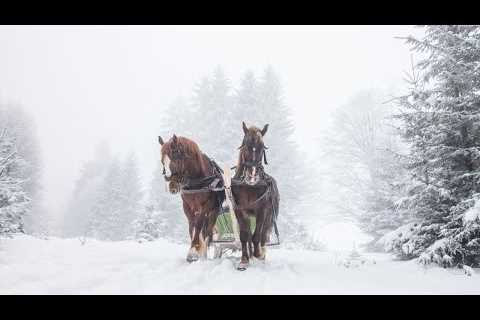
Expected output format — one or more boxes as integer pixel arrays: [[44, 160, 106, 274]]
[[2, 25, 480, 294]]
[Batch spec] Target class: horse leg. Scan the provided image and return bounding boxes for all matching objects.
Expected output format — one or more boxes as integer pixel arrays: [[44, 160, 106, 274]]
[[235, 210, 251, 271], [183, 202, 199, 263], [252, 209, 266, 259], [187, 212, 205, 262], [248, 239, 254, 259], [200, 209, 218, 259], [260, 214, 273, 261]]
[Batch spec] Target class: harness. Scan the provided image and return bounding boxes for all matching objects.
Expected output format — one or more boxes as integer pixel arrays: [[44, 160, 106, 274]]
[[180, 156, 225, 194], [162, 151, 280, 246], [229, 169, 280, 246]]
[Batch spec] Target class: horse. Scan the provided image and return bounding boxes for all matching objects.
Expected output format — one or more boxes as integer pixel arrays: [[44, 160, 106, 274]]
[[158, 134, 225, 262], [231, 121, 280, 270]]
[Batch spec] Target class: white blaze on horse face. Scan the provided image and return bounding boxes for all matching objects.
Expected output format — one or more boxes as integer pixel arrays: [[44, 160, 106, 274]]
[[250, 166, 257, 184], [163, 154, 172, 176]]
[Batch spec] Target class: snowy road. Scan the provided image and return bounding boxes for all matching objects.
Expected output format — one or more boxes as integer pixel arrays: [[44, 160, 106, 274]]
[[1, 235, 479, 294]]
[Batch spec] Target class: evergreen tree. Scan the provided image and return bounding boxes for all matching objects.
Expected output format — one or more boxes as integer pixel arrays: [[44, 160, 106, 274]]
[[89, 156, 124, 240], [64, 143, 143, 241], [252, 66, 313, 243], [0, 129, 30, 235], [319, 91, 411, 248], [119, 152, 143, 239], [0, 104, 43, 235], [63, 141, 112, 238], [388, 26, 480, 267]]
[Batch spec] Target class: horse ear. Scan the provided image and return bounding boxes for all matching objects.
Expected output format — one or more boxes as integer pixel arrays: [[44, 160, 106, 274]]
[[172, 134, 178, 144], [261, 124, 269, 136], [242, 121, 248, 135], [158, 136, 164, 145]]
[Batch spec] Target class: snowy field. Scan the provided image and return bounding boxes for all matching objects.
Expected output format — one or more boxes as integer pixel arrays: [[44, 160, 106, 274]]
[[1, 235, 479, 295]]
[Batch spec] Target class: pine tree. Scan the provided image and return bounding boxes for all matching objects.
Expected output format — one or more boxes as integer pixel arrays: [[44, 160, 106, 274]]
[[319, 91, 411, 248], [390, 26, 480, 266], [192, 66, 235, 163], [0, 104, 42, 235], [0, 129, 30, 235], [89, 156, 124, 240], [63, 141, 112, 238], [118, 152, 143, 239], [252, 66, 314, 244]]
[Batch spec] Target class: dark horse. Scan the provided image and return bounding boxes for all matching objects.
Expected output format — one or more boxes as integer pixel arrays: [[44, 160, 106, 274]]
[[158, 134, 225, 262], [231, 122, 280, 270]]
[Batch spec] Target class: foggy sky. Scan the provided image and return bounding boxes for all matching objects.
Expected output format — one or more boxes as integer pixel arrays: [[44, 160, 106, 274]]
[[0, 25, 424, 224]]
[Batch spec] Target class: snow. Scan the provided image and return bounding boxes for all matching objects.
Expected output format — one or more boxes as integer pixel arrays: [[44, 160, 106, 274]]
[[1, 235, 479, 294], [464, 200, 480, 223], [310, 221, 373, 251], [376, 222, 419, 253]]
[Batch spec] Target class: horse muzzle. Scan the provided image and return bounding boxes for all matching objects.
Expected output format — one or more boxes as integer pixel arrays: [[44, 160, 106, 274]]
[[168, 181, 181, 194], [245, 167, 260, 186]]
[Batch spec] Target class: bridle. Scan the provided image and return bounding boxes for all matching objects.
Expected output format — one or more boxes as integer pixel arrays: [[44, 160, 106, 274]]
[[162, 148, 191, 184], [238, 139, 269, 182]]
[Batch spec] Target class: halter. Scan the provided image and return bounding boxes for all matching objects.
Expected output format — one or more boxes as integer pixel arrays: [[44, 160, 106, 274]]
[[238, 142, 269, 167], [163, 152, 222, 190], [162, 146, 191, 183]]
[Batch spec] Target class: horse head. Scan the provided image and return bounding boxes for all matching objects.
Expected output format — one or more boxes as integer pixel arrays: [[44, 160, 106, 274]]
[[158, 134, 205, 194], [237, 121, 269, 185]]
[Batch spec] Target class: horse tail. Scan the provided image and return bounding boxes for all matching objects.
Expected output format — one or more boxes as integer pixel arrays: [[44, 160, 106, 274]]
[[269, 177, 280, 222], [269, 177, 280, 244]]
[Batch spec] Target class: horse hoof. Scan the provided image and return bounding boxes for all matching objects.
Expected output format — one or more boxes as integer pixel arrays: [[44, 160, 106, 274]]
[[186, 253, 199, 263], [237, 262, 249, 271]]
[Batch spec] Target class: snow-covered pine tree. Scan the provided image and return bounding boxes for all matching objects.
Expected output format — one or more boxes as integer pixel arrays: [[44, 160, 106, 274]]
[[63, 141, 113, 238], [89, 156, 124, 241], [88, 153, 143, 241], [0, 104, 43, 235], [319, 91, 410, 248], [0, 129, 30, 235], [202, 66, 236, 164], [118, 152, 143, 240], [390, 25, 480, 267]]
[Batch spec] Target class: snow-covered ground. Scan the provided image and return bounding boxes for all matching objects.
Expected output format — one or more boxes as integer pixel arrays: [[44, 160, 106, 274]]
[[1, 235, 479, 294]]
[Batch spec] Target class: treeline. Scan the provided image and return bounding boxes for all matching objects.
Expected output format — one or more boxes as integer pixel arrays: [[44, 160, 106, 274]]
[[63, 143, 142, 241], [321, 26, 480, 267]]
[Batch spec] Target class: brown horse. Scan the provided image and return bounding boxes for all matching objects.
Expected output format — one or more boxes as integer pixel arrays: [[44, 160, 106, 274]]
[[231, 122, 280, 270], [158, 134, 225, 262]]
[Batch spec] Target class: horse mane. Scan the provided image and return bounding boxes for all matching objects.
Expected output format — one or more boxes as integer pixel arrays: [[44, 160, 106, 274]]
[[162, 136, 209, 177]]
